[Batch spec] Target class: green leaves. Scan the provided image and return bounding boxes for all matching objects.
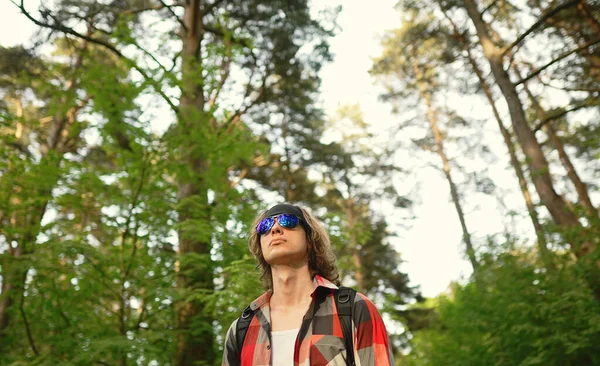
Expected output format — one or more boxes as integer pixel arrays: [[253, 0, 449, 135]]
[[406, 249, 600, 366]]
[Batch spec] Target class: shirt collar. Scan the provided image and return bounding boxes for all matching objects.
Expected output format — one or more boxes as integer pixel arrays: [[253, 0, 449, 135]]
[[249, 274, 339, 311], [312, 274, 339, 291]]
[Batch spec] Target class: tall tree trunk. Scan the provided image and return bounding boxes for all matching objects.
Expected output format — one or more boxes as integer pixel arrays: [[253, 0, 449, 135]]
[[174, 1, 215, 365], [462, 0, 598, 300], [412, 60, 479, 272], [452, 29, 550, 262], [463, 0, 582, 238], [546, 125, 598, 217], [344, 197, 364, 292], [519, 78, 598, 219]]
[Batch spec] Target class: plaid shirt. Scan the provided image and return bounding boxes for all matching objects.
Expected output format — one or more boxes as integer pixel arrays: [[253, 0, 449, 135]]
[[221, 275, 394, 365]]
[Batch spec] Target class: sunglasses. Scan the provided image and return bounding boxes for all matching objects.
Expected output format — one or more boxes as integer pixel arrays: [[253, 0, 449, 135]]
[[256, 214, 303, 235]]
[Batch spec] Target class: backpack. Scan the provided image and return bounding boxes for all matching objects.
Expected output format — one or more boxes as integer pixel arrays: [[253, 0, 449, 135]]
[[236, 286, 357, 365]]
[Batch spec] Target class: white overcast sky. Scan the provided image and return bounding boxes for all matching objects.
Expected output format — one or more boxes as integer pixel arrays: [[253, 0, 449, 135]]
[[0, 0, 526, 297]]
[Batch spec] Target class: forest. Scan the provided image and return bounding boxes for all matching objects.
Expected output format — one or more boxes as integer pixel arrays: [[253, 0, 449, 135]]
[[0, 0, 599, 365]]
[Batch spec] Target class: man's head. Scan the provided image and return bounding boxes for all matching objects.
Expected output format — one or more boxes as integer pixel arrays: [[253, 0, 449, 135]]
[[249, 203, 340, 289]]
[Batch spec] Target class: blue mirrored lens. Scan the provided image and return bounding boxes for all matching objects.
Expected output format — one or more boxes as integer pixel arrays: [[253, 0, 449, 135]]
[[277, 214, 299, 229], [256, 214, 301, 235], [256, 217, 275, 235]]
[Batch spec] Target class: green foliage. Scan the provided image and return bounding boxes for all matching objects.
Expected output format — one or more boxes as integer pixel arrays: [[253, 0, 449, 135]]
[[405, 249, 600, 366]]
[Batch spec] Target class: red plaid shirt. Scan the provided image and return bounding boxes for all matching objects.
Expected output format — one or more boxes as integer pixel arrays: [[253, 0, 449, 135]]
[[221, 275, 394, 365]]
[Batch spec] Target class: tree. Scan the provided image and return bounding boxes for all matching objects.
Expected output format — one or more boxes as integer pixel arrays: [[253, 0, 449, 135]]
[[0, 39, 107, 354], [440, 11, 552, 264], [372, 13, 480, 271], [315, 104, 419, 355], [450, 0, 600, 300]]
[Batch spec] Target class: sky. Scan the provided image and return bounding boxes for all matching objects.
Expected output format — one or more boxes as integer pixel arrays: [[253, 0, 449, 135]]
[[0, 0, 521, 298]]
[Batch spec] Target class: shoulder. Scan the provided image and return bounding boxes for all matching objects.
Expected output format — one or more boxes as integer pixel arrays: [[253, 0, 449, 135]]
[[225, 305, 257, 347], [351, 292, 385, 324], [221, 317, 242, 365], [224, 317, 240, 344], [332, 287, 382, 321]]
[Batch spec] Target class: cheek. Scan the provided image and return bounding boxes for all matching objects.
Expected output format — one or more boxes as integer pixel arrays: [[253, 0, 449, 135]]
[[299, 235, 310, 253]]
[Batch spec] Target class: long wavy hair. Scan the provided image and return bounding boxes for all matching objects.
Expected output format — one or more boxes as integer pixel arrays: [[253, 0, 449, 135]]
[[248, 205, 341, 290]]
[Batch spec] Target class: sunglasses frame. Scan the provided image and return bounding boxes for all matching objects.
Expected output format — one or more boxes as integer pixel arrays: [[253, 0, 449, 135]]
[[256, 213, 303, 235]]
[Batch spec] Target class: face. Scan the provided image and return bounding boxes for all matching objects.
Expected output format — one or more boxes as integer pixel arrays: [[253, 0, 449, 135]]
[[259, 216, 309, 267]]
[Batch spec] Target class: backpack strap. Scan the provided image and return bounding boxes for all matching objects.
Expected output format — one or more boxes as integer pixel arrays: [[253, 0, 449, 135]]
[[336, 286, 357, 366], [235, 305, 255, 356]]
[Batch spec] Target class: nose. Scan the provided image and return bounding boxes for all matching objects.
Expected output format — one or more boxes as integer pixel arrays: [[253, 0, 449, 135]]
[[270, 220, 283, 235]]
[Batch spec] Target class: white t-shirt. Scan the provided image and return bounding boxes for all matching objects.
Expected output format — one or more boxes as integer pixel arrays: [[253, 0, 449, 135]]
[[271, 328, 299, 366]]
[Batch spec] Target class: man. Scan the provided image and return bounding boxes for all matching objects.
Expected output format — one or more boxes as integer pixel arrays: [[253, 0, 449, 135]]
[[222, 203, 394, 365]]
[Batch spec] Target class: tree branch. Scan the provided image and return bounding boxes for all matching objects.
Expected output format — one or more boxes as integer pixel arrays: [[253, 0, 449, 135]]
[[96, 28, 172, 81], [481, 2, 495, 16], [80, 252, 122, 299], [6, 141, 31, 157], [225, 66, 268, 134], [532, 97, 600, 132], [203, 0, 226, 15], [133, 296, 147, 330], [516, 37, 600, 85], [501, 0, 582, 57], [133, 303, 172, 324], [208, 38, 232, 110], [539, 79, 600, 93], [95, 299, 121, 318], [204, 24, 252, 48], [46, 35, 87, 151], [50, 279, 71, 328], [121, 5, 169, 16], [168, 51, 181, 73], [123, 153, 150, 280], [19, 272, 39, 356], [16, 0, 179, 115], [156, 0, 186, 31]]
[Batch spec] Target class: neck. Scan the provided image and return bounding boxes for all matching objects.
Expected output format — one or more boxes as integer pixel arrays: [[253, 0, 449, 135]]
[[270, 264, 314, 309]]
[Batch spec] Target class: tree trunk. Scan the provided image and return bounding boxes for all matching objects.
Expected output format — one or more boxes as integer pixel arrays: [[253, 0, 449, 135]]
[[175, 183, 213, 366], [345, 198, 364, 292], [519, 79, 598, 219], [463, 0, 599, 300], [546, 125, 598, 218], [463, 0, 583, 237], [455, 34, 550, 262], [412, 60, 479, 272], [174, 1, 215, 365]]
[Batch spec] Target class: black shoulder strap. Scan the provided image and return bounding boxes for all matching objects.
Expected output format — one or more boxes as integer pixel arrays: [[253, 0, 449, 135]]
[[235, 305, 255, 356], [336, 286, 357, 366]]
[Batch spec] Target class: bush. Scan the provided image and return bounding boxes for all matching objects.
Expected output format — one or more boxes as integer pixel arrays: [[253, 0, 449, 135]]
[[405, 251, 600, 366]]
